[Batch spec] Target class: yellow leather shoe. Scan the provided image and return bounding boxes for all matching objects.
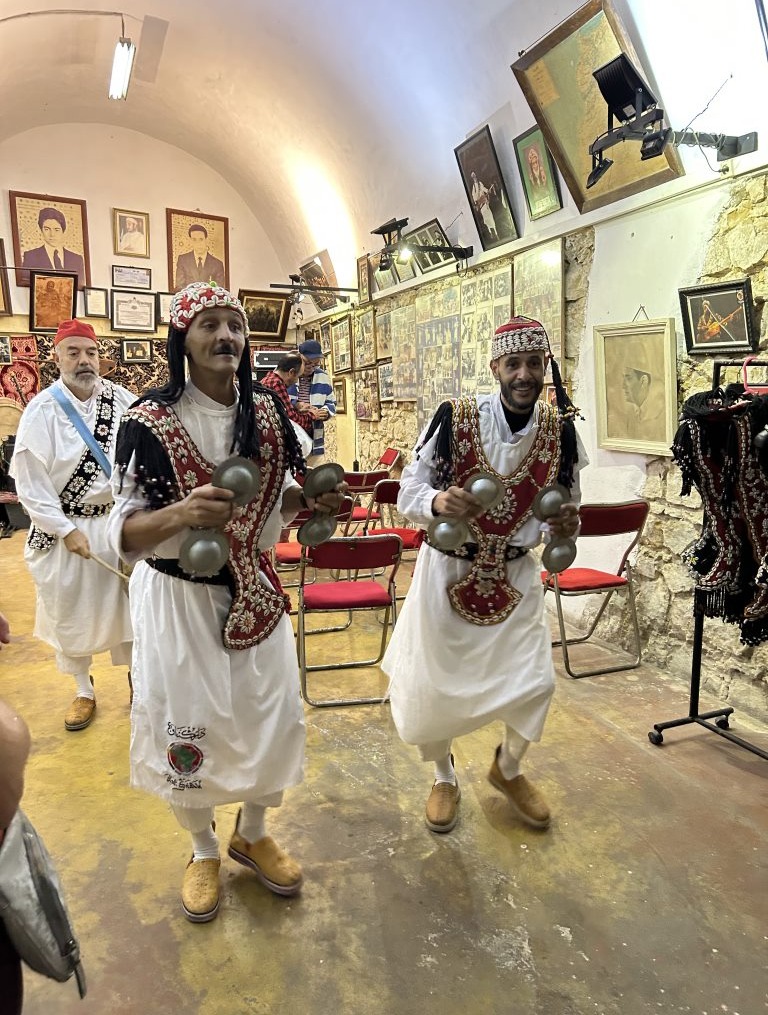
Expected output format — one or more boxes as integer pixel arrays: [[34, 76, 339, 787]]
[[425, 780, 461, 833], [181, 857, 221, 923], [64, 695, 96, 731], [228, 813, 303, 896], [488, 745, 551, 829]]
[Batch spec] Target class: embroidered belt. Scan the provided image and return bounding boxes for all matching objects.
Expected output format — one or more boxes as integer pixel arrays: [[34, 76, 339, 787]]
[[426, 541, 530, 563], [62, 502, 112, 518], [146, 557, 235, 592]]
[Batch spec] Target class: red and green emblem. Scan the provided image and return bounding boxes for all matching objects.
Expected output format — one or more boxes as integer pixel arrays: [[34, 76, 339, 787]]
[[167, 742, 204, 775]]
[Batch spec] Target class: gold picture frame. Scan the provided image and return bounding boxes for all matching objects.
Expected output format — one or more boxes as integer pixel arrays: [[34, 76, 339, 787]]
[[594, 318, 677, 455], [112, 208, 150, 258], [166, 208, 229, 293], [511, 0, 683, 214]]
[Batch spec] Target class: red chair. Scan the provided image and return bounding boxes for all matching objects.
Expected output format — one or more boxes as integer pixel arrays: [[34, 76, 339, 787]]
[[274, 497, 354, 586], [375, 447, 401, 472], [542, 500, 650, 679], [296, 534, 402, 707], [362, 478, 424, 553], [342, 469, 390, 534]]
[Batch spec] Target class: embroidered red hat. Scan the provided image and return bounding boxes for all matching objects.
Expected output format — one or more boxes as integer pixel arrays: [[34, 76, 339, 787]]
[[169, 282, 249, 335], [53, 319, 98, 346], [491, 316, 551, 361]]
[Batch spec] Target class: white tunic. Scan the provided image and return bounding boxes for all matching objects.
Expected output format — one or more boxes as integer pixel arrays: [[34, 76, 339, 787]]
[[11, 378, 135, 665], [382, 394, 586, 745], [107, 383, 306, 808]]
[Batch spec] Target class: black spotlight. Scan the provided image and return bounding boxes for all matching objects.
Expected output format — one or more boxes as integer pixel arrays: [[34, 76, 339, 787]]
[[640, 126, 673, 161], [593, 53, 658, 123], [586, 155, 614, 189]]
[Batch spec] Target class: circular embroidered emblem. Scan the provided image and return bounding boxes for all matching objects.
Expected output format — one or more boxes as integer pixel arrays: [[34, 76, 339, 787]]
[[167, 742, 204, 775]]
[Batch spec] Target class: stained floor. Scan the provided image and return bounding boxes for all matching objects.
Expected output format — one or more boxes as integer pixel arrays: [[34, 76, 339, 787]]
[[0, 531, 766, 1015]]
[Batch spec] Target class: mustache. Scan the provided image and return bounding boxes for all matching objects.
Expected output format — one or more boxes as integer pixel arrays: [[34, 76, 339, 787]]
[[214, 343, 238, 356]]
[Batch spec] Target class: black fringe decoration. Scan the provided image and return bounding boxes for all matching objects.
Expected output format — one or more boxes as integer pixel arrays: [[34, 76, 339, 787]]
[[416, 400, 455, 488]]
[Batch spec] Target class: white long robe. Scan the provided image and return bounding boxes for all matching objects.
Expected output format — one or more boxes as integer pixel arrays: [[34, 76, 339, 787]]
[[107, 383, 306, 808], [10, 378, 134, 670], [382, 394, 586, 746]]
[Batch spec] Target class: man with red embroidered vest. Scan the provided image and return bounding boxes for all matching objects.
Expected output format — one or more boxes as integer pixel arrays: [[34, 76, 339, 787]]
[[11, 319, 134, 731], [382, 317, 585, 834], [107, 282, 345, 924]]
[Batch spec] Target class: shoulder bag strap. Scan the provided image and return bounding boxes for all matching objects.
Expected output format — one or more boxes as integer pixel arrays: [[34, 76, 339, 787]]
[[50, 386, 112, 479]]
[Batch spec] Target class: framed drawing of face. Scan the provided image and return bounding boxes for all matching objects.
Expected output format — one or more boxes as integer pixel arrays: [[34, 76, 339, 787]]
[[28, 270, 78, 333], [454, 125, 519, 251], [10, 191, 91, 289], [113, 208, 150, 258], [678, 279, 756, 355], [238, 289, 291, 342], [513, 126, 563, 221], [166, 208, 229, 293]]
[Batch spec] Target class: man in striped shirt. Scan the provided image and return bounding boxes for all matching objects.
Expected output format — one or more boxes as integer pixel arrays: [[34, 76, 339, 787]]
[[260, 353, 316, 440], [288, 340, 336, 466]]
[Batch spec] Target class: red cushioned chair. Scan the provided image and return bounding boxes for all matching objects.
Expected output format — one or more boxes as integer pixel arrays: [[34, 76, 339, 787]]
[[375, 447, 401, 472], [274, 496, 354, 589], [362, 479, 423, 600], [541, 499, 650, 679], [342, 469, 390, 534], [296, 534, 402, 707]]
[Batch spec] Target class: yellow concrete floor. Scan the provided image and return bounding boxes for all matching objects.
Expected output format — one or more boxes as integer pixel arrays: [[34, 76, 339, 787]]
[[0, 530, 766, 1015]]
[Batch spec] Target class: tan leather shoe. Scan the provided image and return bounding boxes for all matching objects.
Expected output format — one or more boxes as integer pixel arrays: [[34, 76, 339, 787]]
[[228, 813, 303, 896], [181, 857, 221, 923], [425, 780, 461, 833], [488, 745, 550, 828], [64, 695, 96, 731]]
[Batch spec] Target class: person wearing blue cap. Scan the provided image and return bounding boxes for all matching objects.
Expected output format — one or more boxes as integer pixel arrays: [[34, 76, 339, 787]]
[[288, 339, 336, 465]]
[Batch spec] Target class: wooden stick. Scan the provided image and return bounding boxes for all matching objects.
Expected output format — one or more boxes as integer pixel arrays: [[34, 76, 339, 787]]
[[89, 552, 130, 583]]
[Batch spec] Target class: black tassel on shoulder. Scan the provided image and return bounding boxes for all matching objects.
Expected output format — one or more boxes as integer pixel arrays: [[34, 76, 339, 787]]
[[416, 400, 455, 488]]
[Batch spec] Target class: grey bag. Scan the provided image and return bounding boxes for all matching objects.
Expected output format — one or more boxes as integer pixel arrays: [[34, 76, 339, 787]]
[[0, 809, 86, 998]]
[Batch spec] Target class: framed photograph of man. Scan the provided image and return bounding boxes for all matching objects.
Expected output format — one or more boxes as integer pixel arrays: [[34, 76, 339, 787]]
[[357, 255, 371, 304], [331, 315, 353, 374], [28, 270, 78, 334], [0, 240, 11, 317], [113, 209, 150, 258], [513, 126, 563, 222], [111, 289, 157, 333], [455, 126, 519, 251], [83, 287, 110, 318], [594, 318, 677, 455], [333, 378, 347, 414], [166, 208, 229, 293], [353, 308, 377, 368], [238, 289, 291, 342], [9, 191, 91, 289], [0, 336, 11, 365], [401, 220, 456, 274], [678, 279, 756, 355], [121, 338, 153, 364]]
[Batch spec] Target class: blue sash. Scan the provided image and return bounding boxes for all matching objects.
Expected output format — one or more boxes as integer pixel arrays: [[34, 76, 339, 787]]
[[51, 385, 112, 479]]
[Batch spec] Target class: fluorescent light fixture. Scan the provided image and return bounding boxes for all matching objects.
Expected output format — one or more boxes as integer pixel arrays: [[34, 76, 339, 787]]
[[109, 37, 135, 100]]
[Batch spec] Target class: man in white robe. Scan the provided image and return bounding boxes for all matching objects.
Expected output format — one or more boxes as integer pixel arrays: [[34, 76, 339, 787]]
[[11, 319, 134, 731], [108, 282, 345, 924], [382, 317, 585, 834]]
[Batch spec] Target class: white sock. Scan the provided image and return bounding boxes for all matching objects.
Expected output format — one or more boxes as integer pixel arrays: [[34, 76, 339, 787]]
[[170, 804, 219, 861], [433, 753, 456, 785], [190, 826, 220, 861], [498, 727, 530, 780], [238, 803, 267, 843], [73, 670, 94, 699]]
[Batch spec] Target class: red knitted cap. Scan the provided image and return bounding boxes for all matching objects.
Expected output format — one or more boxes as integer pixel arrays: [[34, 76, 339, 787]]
[[491, 316, 550, 360], [54, 319, 98, 347]]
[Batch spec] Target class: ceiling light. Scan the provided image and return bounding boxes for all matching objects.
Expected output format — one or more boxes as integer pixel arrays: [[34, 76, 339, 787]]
[[109, 36, 136, 100]]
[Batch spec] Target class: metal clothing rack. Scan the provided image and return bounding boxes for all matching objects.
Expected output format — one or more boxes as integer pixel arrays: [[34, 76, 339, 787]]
[[648, 360, 768, 758]]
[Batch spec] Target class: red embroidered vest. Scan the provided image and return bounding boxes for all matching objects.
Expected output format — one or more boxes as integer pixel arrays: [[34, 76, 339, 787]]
[[124, 393, 289, 649], [446, 397, 562, 625]]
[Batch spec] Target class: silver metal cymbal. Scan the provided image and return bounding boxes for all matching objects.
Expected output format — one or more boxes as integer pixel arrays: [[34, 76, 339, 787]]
[[303, 462, 344, 500], [178, 529, 230, 577], [211, 456, 261, 506], [297, 513, 337, 547], [532, 483, 571, 522], [464, 472, 505, 511], [541, 537, 577, 574], [427, 516, 470, 552]]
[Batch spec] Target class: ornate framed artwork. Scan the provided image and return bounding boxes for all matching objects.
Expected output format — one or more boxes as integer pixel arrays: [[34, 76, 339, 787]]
[[511, 0, 684, 214], [357, 255, 371, 303], [156, 292, 174, 326], [513, 125, 563, 221], [112, 209, 150, 258], [0, 240, 12, 316], [512, 238, 564, 362], [237, 289, 291, 342], [83, 287, 109, 318], [454, 125, 519, 250], [28, 270, 78, 333], [331, 315, 352, 374], [355, 367, 380, 421], [333, 378, 347, 414], [353, 308, 377, 368], [378, 361, 394, 403], [121, 338, 153, 364], [594, 318, 677, 455], [112, 264, 152, 290], [166, 208, 229, 293], [111, 289, 157, 333], [402, 219, 456, 274], [300, 250, 338, 311], [9, 190, 91, 289], [678, 279, 756, 355]]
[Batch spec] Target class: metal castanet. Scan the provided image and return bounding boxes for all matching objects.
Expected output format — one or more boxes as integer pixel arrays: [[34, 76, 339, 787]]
[[428, 472, 505, 551], [297, 462, 345, 547], [532, 483, 577, 575]]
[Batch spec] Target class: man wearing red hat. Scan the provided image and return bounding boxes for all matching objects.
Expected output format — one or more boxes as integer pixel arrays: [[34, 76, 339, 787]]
[[11, 319, 135, 730], [383, 317, 586, 835]]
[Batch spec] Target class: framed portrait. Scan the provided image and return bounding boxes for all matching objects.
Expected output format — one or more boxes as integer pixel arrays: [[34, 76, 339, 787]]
[[333, 378, 347, 414], [156, 292, 174, 326], [111, 289, 157, 333], [511, 0, 684, 214], [355, 368, 380, 421], [166, 208, 229, 293], [357, 255, 371, 304], [238, 289, 291, 342], [83, 287, 109, 318], [112, 264, 152, 290], [0, 240, 12, 317], [300, 250, 339, 311], [120, 338, 153, 364], [28, 270, 77, 334], [678, 279, 756, 355], [9, 191, 91, 289], [378, 361, 394, 403], [543, 380, 571, 406], [454, 125, 519, 251], [513, 238, 564, 362], [513, 125, 563, 221], [402, 219, 456, 274], [320, 322, 332, 357], [0, 336, 11, 365], [112, 208, 150, 258], [594, 318, 677, 455], [353, 308, 377, 368], [331, 315, 353, 374]]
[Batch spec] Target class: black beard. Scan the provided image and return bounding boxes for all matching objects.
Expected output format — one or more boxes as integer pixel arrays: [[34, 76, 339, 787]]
[[500, 379, 543, 412]]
